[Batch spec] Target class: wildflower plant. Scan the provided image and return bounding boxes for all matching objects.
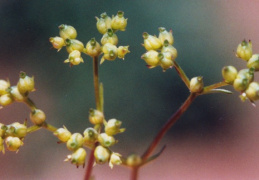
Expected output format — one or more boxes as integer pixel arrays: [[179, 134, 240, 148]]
[[0, 10, 258, 180]]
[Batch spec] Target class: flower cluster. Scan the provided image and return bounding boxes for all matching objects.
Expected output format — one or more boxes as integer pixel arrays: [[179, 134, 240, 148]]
[[49, 11, 129, 66], [55, 109, 125, 168], [222, 40, 259, 102], [141, 27, 177, 71]]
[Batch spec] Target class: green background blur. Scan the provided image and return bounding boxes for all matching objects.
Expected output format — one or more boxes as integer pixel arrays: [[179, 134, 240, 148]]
[[1, 1, 259, 179]]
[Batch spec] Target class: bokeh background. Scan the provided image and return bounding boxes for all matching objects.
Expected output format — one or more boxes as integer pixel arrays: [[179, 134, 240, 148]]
[[1, 0, 259, 179]]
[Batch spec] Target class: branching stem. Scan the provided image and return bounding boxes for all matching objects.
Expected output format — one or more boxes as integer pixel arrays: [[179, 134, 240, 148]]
[[173, 61, 190, 89]]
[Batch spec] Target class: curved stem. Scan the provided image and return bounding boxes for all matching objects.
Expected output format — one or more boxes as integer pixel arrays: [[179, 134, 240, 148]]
[[131, 167, 139, 180], [202, 81, 228, 94], [142, 93, 197, 161], [84, 55, 100, 180], [24, 97, 36, 111], [173, 61, 190, 89]]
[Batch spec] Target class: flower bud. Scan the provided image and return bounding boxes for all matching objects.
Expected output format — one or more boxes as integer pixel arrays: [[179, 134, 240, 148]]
[[236, 40, 252, 61], [84, 38, 101, 57], [117, 46, 130, 60], [6, 122, 27, 138], [247, 54, 259, 71], [190, 76, 204, 93], [65, 39, 84, 53], [96, 12, 112, 34], [236, 68, 254, 83], [101, 29, 118, 45], [111, 11, 127, 31], [0, 93, 13, 106], [0, 137, 4, 153], [54, 126, 72, 142], [59, 24, 77, 39], [0, 123, 6, 137], [100, 43, 118, 64], [89, 108, 104, 125], [98, 133, 116, 147], [158, 27, 174, 45], [49, 36, 65, 51], [10, 86, 25, 102], [109, 152, 122, 169], [105, 119, 125, 136], [126, 154, 142, 167], [65, 148, 87, 167], [66, 133, 84, 151], [161, 40, 178, 61], [94, 145, 111, 164], [83, 127, 98, 147], [17, 72, 35, 94], [222, 66, 238, 84], [5, 136, 23, 152], [64, 50, 84, 66], [30, 109, 46, 126], [143, 32, 162, 51], [0, 79, 10, 95], [159, 52, 174, 71], [233, 78, 249, 92], [245, 82, 259, 101], [141, 50, 160, 67]]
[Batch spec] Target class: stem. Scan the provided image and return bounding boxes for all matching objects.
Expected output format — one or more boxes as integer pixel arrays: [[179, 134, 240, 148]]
[[84, 55, 100, 180], [93, 56, 101, 111], [131, 167, 139, 180], [173, 61, 190, 89], [27, 125, 41, 133], [42, 122, 57, 132], [24, 97, 36, 111], [202, 81, 228, 94], [142, 93, 197, 161]]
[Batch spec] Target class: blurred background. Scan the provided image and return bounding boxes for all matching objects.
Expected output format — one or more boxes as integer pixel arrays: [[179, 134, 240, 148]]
[[0, 0, 259, 179]]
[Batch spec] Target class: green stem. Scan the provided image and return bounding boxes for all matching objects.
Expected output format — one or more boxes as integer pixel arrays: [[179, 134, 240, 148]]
[[27, 125, 41, 133], [142, 93, 197, 161], [24, 97, 36, 111], [173, 61, 190, 89], [85, 55, 100, 180], [42, 122, 57, 132], [202, 81, 228, 94]]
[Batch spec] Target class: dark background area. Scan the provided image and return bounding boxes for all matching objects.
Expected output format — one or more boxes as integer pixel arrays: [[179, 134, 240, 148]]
[[0, 1, 259, 179]]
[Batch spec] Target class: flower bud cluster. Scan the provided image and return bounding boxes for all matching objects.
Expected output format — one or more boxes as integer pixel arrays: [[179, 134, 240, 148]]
[[222, 40, 259, 102], [56, 111, 125, 168], [141, 27, 177, 71], [0, 122, 27, 153]]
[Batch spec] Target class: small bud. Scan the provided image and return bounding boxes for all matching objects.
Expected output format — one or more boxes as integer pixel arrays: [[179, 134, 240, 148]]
[[0, 93, 13, 106], [59, 24, 77, 39], [84, 38, 101, 57], [54, 126, 72, 142], [101, 29, 119, 45], [17, 72, 35, 94], [64, 50, 84, 66], [5, 136, 23, 152], [245, 82, 259, 102], [65, 39, 84, 53], [190, 76, 204, 93], [0, 79, 10, 95], [94, 145, 111, 164], [96, 12, 112, 34], [6, 122, 27, 138], [159, 52, 174, 71], [117, 46, 130, 60], [98, 133, 116, 147], [141, 50, 160, 67], [158, 27, 174, 45], [222, 66, 238, 84], [66, 133, 84, 151], [89, 108, 104, 125], [236, 40, 252, 61], [236, 68, 254, 83], [65, 148, 87, 167], [30, 109, 46, 126], [143, 32, 162, 51], [111, 11, 127, 31], [0, 137, 4, 153], [247, 54, 259, 71], [161, 40, 178, 61], [49, 36, 65, 51], [100, 43, 118, 64], [233, 78, 249, 92], [10, 86, 25, 102], [0, 123, 6, 137], [126, 154, 142, 167], [83, 127, 98, 147], [105, 119, 125, 136], [109, 152, 122, 169]]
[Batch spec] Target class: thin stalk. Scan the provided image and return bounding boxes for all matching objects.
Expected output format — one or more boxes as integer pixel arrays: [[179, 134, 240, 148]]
[[84, 56, 100, 180], [24, 97, 36, 111], [131, 167, 139, 180], [142, 93, 197, 161], [202, 81, 228, 94], [173, 61, 190, 89], [42, 123, 57, 132], [27, 125, 41, 133]]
